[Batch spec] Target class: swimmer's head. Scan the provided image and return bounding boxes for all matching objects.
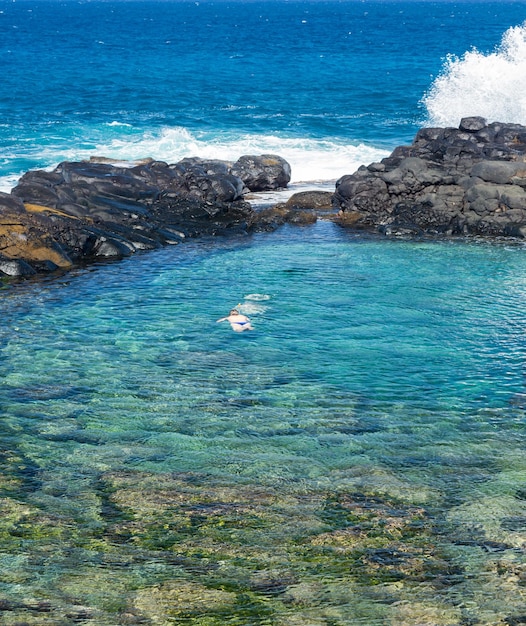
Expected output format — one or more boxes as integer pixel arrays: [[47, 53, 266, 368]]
[[230, 309, 239, 315]]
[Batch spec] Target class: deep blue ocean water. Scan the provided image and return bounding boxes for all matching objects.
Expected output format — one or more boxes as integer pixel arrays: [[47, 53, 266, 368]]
[[2, 0, 526, 186], [3, 1, 526, 624]]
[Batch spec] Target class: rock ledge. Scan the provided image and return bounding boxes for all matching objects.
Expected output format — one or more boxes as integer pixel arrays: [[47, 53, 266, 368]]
[[334, 117, 526, 238], [0, 154, 292, 277]]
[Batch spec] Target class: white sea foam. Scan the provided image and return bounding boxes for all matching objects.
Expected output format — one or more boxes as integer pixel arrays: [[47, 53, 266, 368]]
[[239, 295, 272, 315], [0, 173, 23, 194], [238, 302, 268, 315], [244, 294, 271, 301], [423, 22, 526, 127], [95, 127, 389, 184], [0, 126, 389, 193], [240, 304, 268, 315]]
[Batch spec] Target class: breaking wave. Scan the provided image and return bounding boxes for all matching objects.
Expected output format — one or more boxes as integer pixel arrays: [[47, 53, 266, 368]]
[[0, 125, 389, 193], [423, 22, 526, 127]]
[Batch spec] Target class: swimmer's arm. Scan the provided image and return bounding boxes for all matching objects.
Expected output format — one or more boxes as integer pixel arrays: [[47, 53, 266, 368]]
[[216, 316, 228, 323]]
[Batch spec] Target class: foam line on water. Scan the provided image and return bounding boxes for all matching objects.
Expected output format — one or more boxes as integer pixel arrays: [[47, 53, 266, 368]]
[[0, 126, 390, 192], [96, 127, 389, 184]]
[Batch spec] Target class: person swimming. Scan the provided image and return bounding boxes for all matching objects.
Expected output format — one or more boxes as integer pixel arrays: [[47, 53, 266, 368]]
[[217, 308, 254, 332]]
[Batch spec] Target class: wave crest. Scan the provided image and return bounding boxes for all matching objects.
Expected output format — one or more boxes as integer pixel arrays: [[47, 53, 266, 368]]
[[0, 126, 389, 192], [422, 23, 526, 127], [101, 127, 388, 184]]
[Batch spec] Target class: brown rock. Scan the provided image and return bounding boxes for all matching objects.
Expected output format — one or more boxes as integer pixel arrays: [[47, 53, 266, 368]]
[[0, 205, 73, 273], [285, 190, 334, 212]]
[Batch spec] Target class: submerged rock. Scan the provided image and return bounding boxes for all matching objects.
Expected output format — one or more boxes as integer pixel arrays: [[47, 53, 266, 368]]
[[334, 117, 526, 238], [253, 190, 336, 229], [134, 580, 237, 621]]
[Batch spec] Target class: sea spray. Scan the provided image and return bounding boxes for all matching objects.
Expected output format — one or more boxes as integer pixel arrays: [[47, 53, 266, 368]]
[[0, 126, 390, 193], [423, 22, 526, 127]]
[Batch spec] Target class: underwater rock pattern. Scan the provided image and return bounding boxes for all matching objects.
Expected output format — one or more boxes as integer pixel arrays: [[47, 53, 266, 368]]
[[2, 464, 526, 625]]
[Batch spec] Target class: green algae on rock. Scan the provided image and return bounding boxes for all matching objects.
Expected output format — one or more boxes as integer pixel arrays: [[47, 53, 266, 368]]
[[2, 464, 526, 624]]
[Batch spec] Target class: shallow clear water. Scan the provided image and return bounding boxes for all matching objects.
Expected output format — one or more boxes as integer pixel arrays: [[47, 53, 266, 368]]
[[3, 0, 526, 622], [2, 222, 526, 623]]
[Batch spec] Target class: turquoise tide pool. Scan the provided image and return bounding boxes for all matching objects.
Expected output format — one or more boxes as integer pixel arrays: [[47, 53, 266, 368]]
[[2, 222, 526, 624], [4, 0, 526, 620]]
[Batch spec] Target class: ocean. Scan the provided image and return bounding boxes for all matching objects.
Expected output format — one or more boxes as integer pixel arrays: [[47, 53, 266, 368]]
[[2, 1, 526, 624], [2, 0, 526, 189]]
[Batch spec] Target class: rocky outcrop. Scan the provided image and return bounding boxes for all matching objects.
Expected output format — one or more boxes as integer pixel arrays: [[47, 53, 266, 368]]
[[8, 117, 526, 279], [231, 154, 291, 192], [285, 190, 333, 212], [250, 190, 335, 228], [0, 154, 291, 277], [334, 117, 526, 237]]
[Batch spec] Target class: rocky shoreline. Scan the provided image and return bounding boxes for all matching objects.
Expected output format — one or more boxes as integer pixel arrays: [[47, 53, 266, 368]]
[[0, 153, 299, 278], [2, 117, 526, 278]]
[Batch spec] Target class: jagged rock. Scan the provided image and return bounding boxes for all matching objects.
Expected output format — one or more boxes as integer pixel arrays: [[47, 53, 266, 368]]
[[459, 116, 487, 132], [176, 157, 233, 176], [0, 198, 73, 273], [231, 154, 291, 191], [334, 118, 526, 237], [0, 153, 292, 277], [0, 257, 37, 277]]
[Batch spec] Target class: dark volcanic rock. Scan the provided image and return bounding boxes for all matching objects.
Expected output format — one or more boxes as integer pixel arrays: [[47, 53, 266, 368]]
[[285, 190, 334, 212], [231, 154, 291, 191], [0, 154, 292, 278], [333, 117, 526, 237], [254, 190, 335, 230]]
